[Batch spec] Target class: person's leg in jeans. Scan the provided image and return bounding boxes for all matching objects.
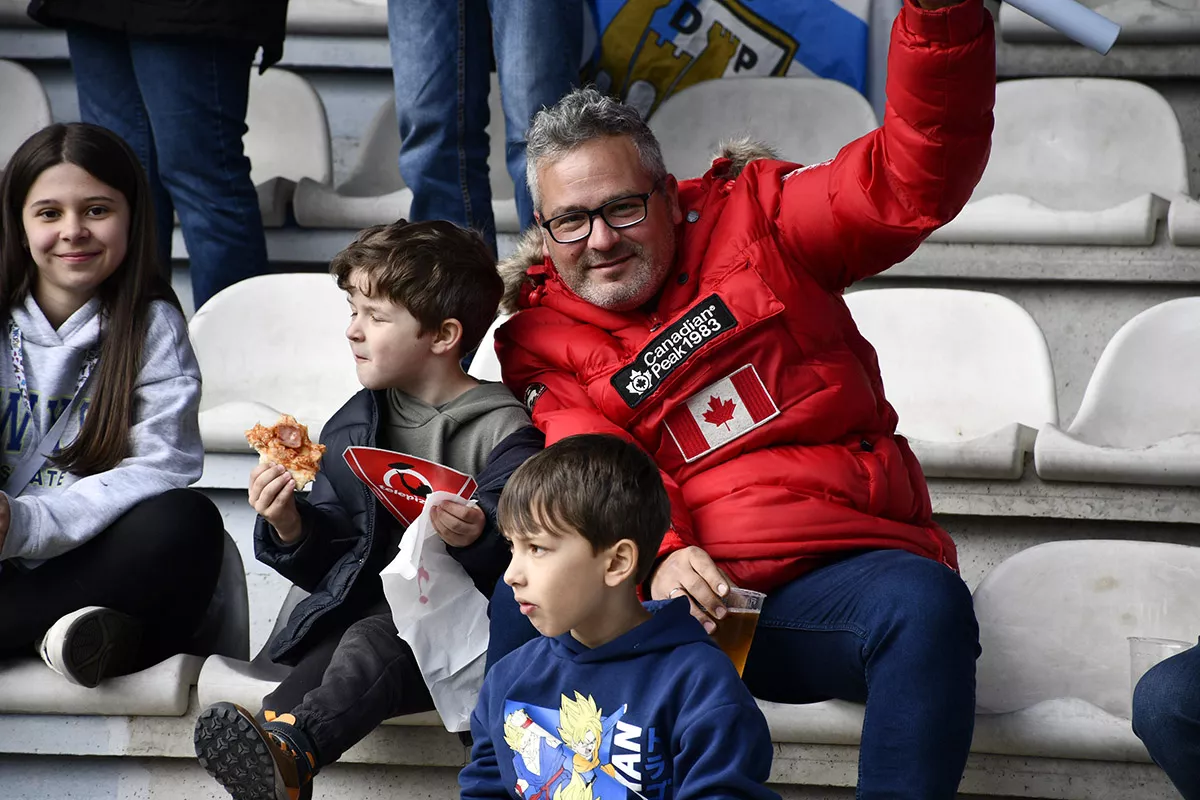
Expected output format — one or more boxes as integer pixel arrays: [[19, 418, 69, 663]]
[[64, 27, 174, 274], [740, 549, 980, 800], [1133, 643, 1200, 799], [387, 0, 496, 249], [0, 488, 224, 668], [127, 36, 268, 308], [489, 0, 583, 229]]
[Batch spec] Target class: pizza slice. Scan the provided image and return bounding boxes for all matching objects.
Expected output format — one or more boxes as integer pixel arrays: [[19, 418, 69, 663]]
[[245, 414, 327, 490]]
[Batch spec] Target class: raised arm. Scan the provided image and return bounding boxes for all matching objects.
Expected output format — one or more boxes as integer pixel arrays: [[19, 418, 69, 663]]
[[773, 0, 995, 292]]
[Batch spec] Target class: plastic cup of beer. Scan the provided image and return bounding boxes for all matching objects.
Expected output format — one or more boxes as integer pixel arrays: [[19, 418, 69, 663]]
[[1129, 636, 1192, 701], [711, 587, 766, 676]]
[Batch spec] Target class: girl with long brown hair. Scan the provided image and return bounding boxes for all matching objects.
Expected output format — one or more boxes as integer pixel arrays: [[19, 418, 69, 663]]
[[0, 123, 223, 687]]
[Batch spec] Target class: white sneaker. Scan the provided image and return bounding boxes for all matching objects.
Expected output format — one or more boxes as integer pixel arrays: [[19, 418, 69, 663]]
[[38, 606, 143, 688]]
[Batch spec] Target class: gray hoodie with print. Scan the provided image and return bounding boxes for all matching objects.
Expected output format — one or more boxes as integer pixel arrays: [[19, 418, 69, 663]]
[[0, 293, 203, 567]]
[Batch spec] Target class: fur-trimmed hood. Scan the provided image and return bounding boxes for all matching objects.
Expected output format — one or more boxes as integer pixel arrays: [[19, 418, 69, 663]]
[[498, 137, 778, 314]]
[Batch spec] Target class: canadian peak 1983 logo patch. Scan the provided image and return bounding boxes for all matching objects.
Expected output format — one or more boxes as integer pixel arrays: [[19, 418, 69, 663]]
[[611, 295, 737, 408]]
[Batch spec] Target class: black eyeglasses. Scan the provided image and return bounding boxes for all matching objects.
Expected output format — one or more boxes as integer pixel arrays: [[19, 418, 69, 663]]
[[540, 188, 657, 244]]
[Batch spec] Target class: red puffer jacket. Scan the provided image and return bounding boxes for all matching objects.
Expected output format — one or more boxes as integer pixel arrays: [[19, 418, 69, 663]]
[[497, 0, 995, 593]]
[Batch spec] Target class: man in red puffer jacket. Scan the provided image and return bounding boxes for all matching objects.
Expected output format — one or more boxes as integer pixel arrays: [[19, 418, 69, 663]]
[[489, 0, 994, 796]]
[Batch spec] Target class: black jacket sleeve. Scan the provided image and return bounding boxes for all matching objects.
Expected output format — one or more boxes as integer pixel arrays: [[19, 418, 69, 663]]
[[254, 467, 361, 592], [447, 425, 544, 597]]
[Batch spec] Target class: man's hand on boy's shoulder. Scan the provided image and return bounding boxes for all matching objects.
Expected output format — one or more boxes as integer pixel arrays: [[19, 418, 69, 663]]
[[249, 463, 303, 543], [431, 502, 486, 548]]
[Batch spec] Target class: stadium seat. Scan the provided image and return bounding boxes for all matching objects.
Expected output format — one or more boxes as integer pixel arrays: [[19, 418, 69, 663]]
[[648, 77, 878, 180], [844, 288, 1058, 479], [1000, 0, 1200, 45], [0, 60, 52, 172], [293, 74, 520, 232], [189, 273, 360, 452], [759, 694, 1151, 763], [1034, 297, 1200, 485], [286, 0, 387, 35], [741, 539, 1191, 764], [197, 585, 444, 727], [973, 540, 1200, 721], [930, 78, 1198, 246], [0, 0, 34, 26], [467, 314, 510, 383], [245, 68, 333, 227], [0, 530, 247, 716]]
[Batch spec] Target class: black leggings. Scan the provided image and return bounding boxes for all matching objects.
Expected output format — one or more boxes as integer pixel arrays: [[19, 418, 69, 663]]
[[0, 488, 224, 670]]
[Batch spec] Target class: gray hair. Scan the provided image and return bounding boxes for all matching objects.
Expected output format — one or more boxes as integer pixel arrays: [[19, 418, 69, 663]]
[[524, 87, 668, 212]]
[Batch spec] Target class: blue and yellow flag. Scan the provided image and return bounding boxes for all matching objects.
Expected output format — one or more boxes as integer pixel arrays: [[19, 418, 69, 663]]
[[586, 0, 870, 118]]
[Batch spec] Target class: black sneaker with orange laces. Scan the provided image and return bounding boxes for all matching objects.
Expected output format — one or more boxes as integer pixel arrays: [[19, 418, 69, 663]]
[[195, 702, 317, 800]]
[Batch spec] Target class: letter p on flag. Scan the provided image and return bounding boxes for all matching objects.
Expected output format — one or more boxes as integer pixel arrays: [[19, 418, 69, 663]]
[[665, 365, 779, 463]]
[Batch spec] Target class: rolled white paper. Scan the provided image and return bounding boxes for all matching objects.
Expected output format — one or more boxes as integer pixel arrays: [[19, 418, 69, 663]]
[[1005, 0, 1121, 54]]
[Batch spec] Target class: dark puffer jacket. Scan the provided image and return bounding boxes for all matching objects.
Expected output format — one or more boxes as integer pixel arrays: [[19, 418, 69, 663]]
[[255, 388, 544, 664], [27, 0, 290, 68]]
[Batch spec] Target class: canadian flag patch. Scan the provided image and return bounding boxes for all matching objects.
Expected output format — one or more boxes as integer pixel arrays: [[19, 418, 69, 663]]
[[664, 365, 780, 463]]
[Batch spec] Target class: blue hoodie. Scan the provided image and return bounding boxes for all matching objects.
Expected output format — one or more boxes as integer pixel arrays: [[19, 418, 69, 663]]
[[460, 598, 779, 800]]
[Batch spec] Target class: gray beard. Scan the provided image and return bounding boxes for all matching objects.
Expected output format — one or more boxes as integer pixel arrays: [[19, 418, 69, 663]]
[[572, 233, 674, 311]]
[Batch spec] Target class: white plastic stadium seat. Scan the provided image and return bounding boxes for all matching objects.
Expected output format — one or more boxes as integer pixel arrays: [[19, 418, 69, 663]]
[[1001, 0, 1200, 44], [0, 60, 52, 172], [293, 75, 521, 232], [0, 0, 34, 26], [245, 69, 333, 227], [0, 531, 247, 716], [845, 289, 1058, 479], [286, 0, 387, 35], [1035, 297, 1200, 485], [973, 540, 1200, 722], [0, 654, 203, 717], [758, 694, 1152, 764], [930, 79, 1200, 246], [648, 77, 877, 180], [189, 273, 361, 452], [467, 314, 511, 383]]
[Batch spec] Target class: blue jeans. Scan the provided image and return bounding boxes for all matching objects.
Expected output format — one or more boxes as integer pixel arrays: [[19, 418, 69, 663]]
[[1133, 643, 1200, 798], [386, 0, 583, 248], [66, 28, 269, 308], [488, 549, 980, 800]]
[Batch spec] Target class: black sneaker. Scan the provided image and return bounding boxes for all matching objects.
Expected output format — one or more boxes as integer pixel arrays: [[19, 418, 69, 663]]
[[38, 606, 143, 688], [194, 702, 316, 800]]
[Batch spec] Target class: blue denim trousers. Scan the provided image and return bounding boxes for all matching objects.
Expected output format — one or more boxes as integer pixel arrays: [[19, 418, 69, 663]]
[[66, 27, 269, 308], [1134, 643, 1200, 798], [488, 548, 980, 800], [386, 0, 583, 248]]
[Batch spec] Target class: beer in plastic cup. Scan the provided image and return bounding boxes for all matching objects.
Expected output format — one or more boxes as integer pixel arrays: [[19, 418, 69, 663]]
[[711, 587, 766, 676], [1129, 636, 1192, 702]]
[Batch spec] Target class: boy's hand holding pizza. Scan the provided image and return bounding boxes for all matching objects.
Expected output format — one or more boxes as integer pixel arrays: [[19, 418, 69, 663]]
[[249, 462, 303, 543], [245, 414, 326, 543]]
